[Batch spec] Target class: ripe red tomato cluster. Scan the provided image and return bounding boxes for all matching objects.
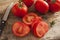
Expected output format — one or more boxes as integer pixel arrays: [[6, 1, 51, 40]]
[[35, 0, 60, 13], [11, 0, 60, 17], [11, 0, 60, 38]]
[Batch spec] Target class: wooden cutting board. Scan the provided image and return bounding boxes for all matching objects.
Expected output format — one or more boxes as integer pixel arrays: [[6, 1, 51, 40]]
[[0, 0, 19, 14], [0, 11, 60, 40], [0, 0, 60, 40]]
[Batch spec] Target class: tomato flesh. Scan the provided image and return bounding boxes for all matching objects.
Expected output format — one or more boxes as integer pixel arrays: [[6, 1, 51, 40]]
[[12, 22, 30, 37], [31, 17, 43, 28], [33, 21, 49, 37], [23, 13, 39, 25]]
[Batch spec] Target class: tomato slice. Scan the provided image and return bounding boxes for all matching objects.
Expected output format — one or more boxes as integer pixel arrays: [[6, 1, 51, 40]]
[[33, 21, 49, 37], [32, 17, 43, 28], [23, 12, 39, 25], [39, 21, 49, 32], [12, 22, 30, 37]]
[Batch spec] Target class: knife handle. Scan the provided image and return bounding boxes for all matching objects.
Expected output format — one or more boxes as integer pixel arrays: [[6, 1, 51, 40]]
[[0, 20, 6, 35]]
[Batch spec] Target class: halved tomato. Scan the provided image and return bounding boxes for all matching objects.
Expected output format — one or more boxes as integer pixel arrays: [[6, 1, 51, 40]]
[[40, 21, 49, 32], [23, 12, 39, 25], [12, 22, 30, 37], [33, 21, 49, 38], [32, 17, 43, 28]]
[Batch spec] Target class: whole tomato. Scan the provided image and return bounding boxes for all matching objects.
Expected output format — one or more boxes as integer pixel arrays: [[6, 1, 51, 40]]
[[46, 0, 60, 12], [11, 2, 28, 18], [35, 0, 49, 14], [23, 0, 34, 7]]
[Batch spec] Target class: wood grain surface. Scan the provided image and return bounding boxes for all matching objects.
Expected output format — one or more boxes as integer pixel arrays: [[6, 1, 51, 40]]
[[0, 11, 60, 40]]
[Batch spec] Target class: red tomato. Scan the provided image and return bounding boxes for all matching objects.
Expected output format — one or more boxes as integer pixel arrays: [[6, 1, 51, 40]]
[[23, 12, 39, 25], [11, 2, 28, 18], [35, 0, 49, 14], [12, 22, 30, 37], [23, 0, 34, 7], [32, 17, 43, 28], [33, 21, 49, 37], [46, 0, 60, 12]]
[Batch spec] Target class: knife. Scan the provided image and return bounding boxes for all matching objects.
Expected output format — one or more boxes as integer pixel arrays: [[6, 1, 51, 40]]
[[0, 2, 14, 35]]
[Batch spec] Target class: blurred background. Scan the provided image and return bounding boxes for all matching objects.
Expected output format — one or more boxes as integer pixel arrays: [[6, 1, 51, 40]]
[[0, 0, 19, 14]]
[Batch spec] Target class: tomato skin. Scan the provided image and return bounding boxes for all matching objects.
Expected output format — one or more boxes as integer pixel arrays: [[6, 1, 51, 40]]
[[35, 0, 49, 14], [46, 0, 60, 12], [31, 17, 43, 28], [11, 2, 28, 18], [23, 0, 34, 7], [12, 22, 30, 37], [33, 21, 49, 38], [23, 12, 39, 25]]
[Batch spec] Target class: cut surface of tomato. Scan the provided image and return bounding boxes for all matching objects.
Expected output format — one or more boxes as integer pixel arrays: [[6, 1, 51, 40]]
[[31, 17, 43, 28], [33, 21, 49, 38], [12, 22, 30, 37], [23, 12, 39, 25]]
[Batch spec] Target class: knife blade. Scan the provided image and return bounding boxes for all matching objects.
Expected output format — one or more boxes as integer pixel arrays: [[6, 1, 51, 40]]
[[0, 2, 14, 35]]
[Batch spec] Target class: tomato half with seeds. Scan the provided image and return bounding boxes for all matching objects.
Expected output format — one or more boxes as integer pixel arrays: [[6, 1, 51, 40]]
[[31, 17, 43, 28], [12, 22, 30, 37], [23, 12, 39, 25], [33, 21, 49, 38]]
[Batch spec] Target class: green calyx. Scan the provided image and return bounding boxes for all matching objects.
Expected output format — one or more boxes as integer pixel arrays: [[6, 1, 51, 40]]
[[50, 21, 55, 27], [19, 0, 22, 3], [44, 0, 47, 1], [51, 0, 56, 3], [19, 3, 23, 8], [19, 0, 23, 8]]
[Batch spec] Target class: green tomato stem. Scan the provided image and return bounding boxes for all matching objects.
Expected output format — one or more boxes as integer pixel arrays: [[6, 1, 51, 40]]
[[51, 0, 56, 3]]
